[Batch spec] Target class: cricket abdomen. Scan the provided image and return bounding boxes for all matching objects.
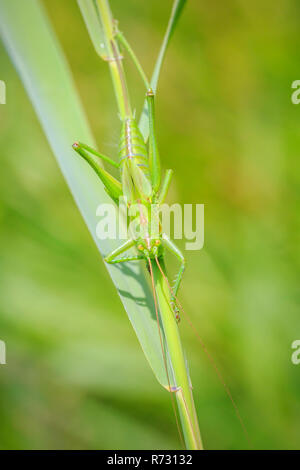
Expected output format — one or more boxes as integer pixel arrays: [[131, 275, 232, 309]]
[[119, 118, 149, 177], [119, 118, 152, 203]]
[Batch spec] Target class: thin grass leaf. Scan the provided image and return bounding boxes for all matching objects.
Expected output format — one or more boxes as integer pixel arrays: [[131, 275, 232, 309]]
[[139, 0, 187, 139], [0, 0, 172, 389], [77, 0, 109, 59]]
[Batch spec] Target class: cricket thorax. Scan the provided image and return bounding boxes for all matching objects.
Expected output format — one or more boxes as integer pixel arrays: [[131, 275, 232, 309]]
[[136, 237, 164, 259]]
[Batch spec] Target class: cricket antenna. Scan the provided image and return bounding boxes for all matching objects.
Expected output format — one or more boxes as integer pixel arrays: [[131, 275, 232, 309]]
[[147, 258, 185, 449], [154, 256, 252, 449]]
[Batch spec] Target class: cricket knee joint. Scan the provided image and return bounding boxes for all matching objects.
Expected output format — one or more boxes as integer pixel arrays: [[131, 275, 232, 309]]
[[72, 141, 80, 150], [146, 88, 154, 97]]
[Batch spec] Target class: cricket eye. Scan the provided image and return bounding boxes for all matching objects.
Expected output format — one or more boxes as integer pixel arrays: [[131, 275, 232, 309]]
[[138, 245, 144, 251]]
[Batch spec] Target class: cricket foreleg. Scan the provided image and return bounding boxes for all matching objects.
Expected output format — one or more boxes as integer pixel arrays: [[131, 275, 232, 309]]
[[72, 142, 122, 203], [73, 141, 120, 168], [162, 234, 186, 322], [105, 239, 143, 264]]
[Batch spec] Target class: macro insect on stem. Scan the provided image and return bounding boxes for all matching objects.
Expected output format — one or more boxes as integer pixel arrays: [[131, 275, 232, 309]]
[[0, 0, 251, 449], [72, 57, 185, 323], [72, 7, 203, 448], [72, 0, 252, 450]]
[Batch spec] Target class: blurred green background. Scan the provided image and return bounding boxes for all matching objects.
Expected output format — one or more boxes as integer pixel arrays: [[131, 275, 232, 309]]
[[0, 0, 299, 450]]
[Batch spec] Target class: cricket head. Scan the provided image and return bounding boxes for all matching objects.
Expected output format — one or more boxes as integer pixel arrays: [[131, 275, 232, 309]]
[[137, 238, 163, 259]]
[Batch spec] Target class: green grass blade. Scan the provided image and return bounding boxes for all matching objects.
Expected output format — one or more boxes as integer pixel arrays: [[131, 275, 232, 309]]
[[0, 0, 171, 389], [77, 0, 108, 59], [139, 0, 187, 139]]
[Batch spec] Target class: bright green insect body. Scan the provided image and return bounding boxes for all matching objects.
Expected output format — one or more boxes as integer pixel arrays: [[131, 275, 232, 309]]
[[72, 37, 185, 318]]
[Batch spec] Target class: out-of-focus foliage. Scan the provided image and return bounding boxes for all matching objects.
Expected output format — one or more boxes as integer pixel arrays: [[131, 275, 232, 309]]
[[0, 0, 299, 449]]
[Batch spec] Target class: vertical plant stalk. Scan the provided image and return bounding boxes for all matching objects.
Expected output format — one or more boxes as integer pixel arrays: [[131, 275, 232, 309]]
[[153, 261, 202, 450], [97, 0, 202, 450], [96, 0, 131, 119]]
